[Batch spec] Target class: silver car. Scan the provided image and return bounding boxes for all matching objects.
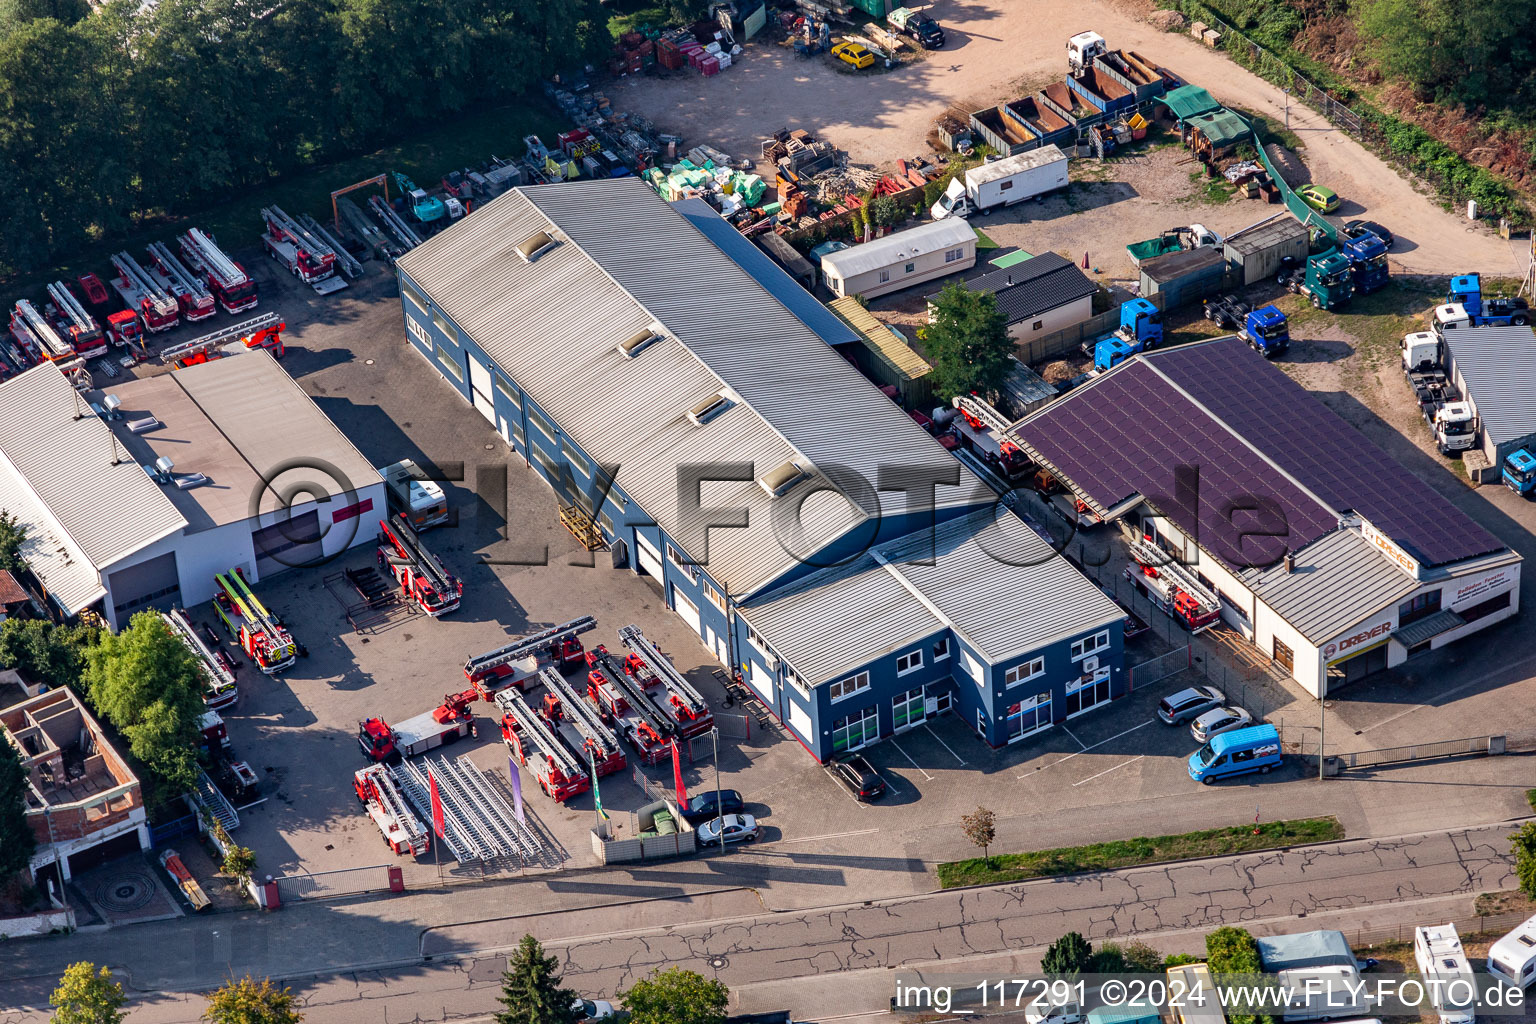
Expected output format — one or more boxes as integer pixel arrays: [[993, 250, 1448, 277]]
[[1190, 705, 1255, 744], [1157, 684, 1225, 724]]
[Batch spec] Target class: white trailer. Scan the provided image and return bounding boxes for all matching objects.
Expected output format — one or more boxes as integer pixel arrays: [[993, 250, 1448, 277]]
[[1415, 924, 1476, 1024], [930, 145, 1070, 220]]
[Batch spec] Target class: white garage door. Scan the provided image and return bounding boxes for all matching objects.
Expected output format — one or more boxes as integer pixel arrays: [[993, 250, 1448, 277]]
[[466, 355, 496, 424], [749, 660, 775, 700], [788, 703, 812, 741], [671, 586, 701, 633], [635, 533, 664, 581]]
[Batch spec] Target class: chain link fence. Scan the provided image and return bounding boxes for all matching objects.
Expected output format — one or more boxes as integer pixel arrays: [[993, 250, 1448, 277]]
[[1345, 909, 1530, 950]]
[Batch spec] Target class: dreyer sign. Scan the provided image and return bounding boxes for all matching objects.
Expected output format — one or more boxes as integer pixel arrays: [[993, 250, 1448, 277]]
[[1324, 620, 1392, 661]]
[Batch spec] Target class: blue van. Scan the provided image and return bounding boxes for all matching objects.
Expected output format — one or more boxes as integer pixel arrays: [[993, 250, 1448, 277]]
[[1188, 723, 1282, 784]]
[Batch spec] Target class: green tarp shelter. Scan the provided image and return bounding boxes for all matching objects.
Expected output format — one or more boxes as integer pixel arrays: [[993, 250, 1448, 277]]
[[1189, 108, 1249, 148], [1160, 84, 1221, 121]]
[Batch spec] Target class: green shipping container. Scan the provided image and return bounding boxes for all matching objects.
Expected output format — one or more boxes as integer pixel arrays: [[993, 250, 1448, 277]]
[[850, 0, 888, 15]]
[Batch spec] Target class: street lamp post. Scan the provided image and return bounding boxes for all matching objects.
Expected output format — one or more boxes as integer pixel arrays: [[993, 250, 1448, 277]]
[[1318, 681, 1327, 782]]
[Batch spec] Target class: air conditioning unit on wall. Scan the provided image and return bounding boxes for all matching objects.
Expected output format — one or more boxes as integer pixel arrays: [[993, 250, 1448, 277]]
[[1082, 656, 1100, 674]]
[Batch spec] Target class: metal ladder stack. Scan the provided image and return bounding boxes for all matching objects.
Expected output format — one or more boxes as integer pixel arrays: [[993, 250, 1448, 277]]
[[593, 649, 675, 740], [369, 195, 423, 250], [45, 282, 98, 339], [180, 228, 249, 291], [953, 393, 1013, 436], [361, 764, 428, 852], [298, 214, 364, 279], [538, 667, 621, 760], [12, 300, 72, 361], [337, 198, 399, 260], [1126, 537, 1221, 618], [192, 770, 240, 832], [161, 311, 281, 364], [494, 690, 586, 781], [146, 241, 213, 305], [386, 514, 454, 597], [111, 252, 178, 318], [164, 608, 236, 691], [262, 205, 337, 262], [395, 755, 538, 864], [464, 615, 597, 681], [618, 625, 709, 719]]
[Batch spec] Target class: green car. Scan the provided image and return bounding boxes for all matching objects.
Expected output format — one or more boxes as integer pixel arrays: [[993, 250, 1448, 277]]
[[1296, 183, 1340, 214]]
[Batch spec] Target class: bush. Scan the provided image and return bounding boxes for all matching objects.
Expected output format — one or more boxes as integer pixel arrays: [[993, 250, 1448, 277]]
[[1043, 932, 1093, 975]]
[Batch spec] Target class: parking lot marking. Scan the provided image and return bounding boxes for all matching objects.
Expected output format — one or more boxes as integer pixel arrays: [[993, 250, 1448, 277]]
[[778, 828, 881, 845], [1061, 724, 1088, 751], [923, 723, 967, 765], [1072, 754, 1144, 787], [887, 739, 934, 781], [1019, 720, 1153, 778]]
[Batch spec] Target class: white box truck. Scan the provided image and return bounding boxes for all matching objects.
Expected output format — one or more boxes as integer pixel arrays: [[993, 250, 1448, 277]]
[[931, 145, 1069, 220]]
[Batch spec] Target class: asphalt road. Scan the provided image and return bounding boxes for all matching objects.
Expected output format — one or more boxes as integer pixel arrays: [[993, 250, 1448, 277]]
[[0, 821, 1521, 1022]]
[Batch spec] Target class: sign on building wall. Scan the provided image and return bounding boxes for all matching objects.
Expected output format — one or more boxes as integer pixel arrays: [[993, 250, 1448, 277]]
[[1323, 619, 1393, 664], [1448, 567, 1514, 611], [1359, 519, 1424, 580]]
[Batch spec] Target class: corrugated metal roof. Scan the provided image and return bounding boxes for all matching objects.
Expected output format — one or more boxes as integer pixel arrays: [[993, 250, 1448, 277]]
[[1392, 608, 1466, 647], [1225, 214, 1307, 257], [967, 145, 1067, 185], [0, 454, 102, 613], [741, 509, 1123, 682], [1140, 245, 1225, 283], [0, 364, 186, 579], [672, 199, 858, 346], [819, 218, 977, 280], [1442, 325, 1536, 445], [931, 251, 1096, 326], [1238, 529, 1419, 643], [827, 297, 932, 380], [397, 179, 983, 599]]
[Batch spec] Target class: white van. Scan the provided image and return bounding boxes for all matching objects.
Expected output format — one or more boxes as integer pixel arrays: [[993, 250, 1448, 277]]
[[1414, 924, 1476, 1024], [1487, 911, 1536, 989], [1025, 999, 1081, 1024]]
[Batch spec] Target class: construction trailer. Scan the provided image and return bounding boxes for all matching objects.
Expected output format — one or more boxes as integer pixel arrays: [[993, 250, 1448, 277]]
[[586, 645, 673, 765], [358, 689, 477, 763], [462, 615, 597, 692], [159, 312, 286, 367], [145, 241, 216, 322], [536, 666, 627, 777], [377, 513, 462, 616], [260, 206, 347, 295], [178, 229, 259, 314], [354, 764, 430, 856], [163, 608, 237, 711], [213, 569, 298, 673], [109, 252, 180, 333], [44, 282, 107, 359], [618, 625, 714, 739], [495, 689, 591, 802]]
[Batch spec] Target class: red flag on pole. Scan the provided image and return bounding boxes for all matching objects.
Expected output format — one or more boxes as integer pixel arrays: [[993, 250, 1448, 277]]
[[672, 738, 688, 806], [429, 768, 445, 839]]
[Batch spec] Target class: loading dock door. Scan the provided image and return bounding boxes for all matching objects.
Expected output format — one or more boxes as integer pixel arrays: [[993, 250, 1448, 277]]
[[672, 586, 702, 633], [634, 533, 664, 581], [254, 511, 324, 576], [106, 550, 181, 620], [466, 355, 496, 424]]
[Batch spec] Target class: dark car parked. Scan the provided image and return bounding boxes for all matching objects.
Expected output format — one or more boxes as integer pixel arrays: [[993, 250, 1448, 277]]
[[682, 789, 745, 825], [1344, 219, 1394, 247], [831, 754, 886, 801]]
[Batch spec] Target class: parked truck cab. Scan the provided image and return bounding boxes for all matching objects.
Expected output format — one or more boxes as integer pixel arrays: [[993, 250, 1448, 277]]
[[1448, 273, 1481, 315], [1091, 298, 1163, 371], [1402, 330, 1440, 373], [1504, 449, 1536, 496], [1432, 401, 1478, 455], [1344, 230, 1390, 294], [1241, 305, 1289, 357], [1188, 723, 1281, 784]]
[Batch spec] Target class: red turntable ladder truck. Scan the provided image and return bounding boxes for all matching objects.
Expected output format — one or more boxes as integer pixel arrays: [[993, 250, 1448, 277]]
[[260, 205, 346, 295], [378, 513, 462, 617], [146, 241, 216, 322], [10, 299, 76, 364], [537, 666, 627, 777], [1124, 536, 1222, 633], [953, 393, 1034, 483], [213, 569, 298, 673], [44, 282, 107, 359], [618, 625, 714, 739], [358, 690, 477, 763], [163, 608, 237, 711], [179, 228, 259, 313], [462, 615, 597, 695], [587, 645, 674, 765], [494, 689, 590, 802], [109, 251, 180, 332], [354, 763, 430, 856], [160, 312, 286, 367]]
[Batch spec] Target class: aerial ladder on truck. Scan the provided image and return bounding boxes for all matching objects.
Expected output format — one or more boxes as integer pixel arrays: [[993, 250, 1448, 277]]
[[214, 569, 298, 673], [587, 645, 674, 764], [338, 197, 403, 262], [146, 241, 215, 322], [618, 625, 714, 739], [109, 252, 180, 332], [494, 689, 590, 802], [44, 282, 106, 359], [260, 206, 347, 295], [163, 608, 238, 711], [378, 514, 462, 616], [463, 615, 597, 694], [160, 312, 286, 367], [537, 666, 626, 777], [1124, 536, 1222, 633], [354, 764, 430, 856], [297, 213, 363, 280], [10, 300, 75, 364], [178, 228, 259, 314], [952, 393, 1034, 482]]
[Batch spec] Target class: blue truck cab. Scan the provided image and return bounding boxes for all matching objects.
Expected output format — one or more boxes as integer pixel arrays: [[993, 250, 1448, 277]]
[[1188, 723, 1282, 784], [1448, 273, 1481, 317], [1092, 298, 1163, 372], [1241, 304, 1289, 357], [1504, 448, 1536, 497], [1344, 231, 1390, 293]]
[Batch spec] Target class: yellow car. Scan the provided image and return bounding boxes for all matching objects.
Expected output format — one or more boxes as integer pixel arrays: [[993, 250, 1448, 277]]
[[832, 42, 876, 69]]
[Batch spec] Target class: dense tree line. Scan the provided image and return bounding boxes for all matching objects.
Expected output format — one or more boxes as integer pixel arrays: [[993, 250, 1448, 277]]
[[1358, 0, 1536, 116], [0, 0, 610, 277]]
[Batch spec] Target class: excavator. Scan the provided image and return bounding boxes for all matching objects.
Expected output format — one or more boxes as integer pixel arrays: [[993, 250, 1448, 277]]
[[392, 172, 446, 224]]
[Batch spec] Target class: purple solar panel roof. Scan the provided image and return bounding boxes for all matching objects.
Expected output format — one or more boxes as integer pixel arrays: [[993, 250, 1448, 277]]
[[1153, 339, 1505, 567]]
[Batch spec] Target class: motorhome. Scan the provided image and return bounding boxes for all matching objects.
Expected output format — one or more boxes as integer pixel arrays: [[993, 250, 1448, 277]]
[[1487, 911, 1536, 989]]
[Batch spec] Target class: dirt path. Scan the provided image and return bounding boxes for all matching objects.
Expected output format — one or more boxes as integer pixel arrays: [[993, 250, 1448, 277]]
[[610, 0, 1528, 276]]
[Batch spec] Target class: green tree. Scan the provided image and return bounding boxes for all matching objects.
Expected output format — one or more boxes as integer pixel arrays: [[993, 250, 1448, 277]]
[[222, 846, 257, 888], [496, 935, 578, 1024], [960, 806, 997, 866], [49, 962, 127, 1024], [1042, 932, 1093, 975], [1089, 941, 1128, 974], [922, 283, 1014, 401], [1512, 821, 1536, 899], [0, 728, 36, 882], [868, 194, 900, 228], [0, 619, 94, 692], [0, 509, 27, 572], [1121, 940, 1165, 973], [83, 611, 206, 793], [1163, 952, 1201, 968], [1205, 927, 1272, 1024], [201, 976, 302, 1024], [622, 967, 728, 1024]]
